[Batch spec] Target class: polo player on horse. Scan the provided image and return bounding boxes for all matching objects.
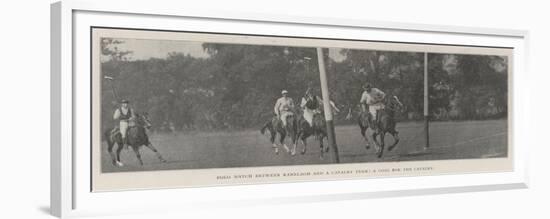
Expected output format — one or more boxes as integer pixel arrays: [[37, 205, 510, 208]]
[[295, 88, 340, 158], [300, 88, 339, 128], [274, 90, 296, 127], [112, 99, 135, 150], [262, 89, 298, 155], [106, 99, 167, 166], [300, 88, 322, 127], [360, 83, 386, 130]]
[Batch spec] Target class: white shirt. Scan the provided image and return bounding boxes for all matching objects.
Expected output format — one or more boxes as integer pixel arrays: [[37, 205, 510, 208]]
[[274, 97, 295, 115], [113, 107, 134, 120], [360, 88, 385, 105]]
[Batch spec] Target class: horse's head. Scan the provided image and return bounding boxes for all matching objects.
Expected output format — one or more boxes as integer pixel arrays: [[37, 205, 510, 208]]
[[304, 95, 321, 111], [386, 95, 404, 112], [135, 112, 152, 129]]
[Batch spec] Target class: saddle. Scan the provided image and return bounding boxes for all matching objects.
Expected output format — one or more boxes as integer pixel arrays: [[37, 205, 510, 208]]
[[110, 127, 120, 136], [109, 126, 133, 138]]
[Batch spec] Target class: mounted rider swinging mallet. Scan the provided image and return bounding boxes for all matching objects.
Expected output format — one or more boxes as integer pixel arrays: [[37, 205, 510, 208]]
[[316, 48, 340, 163]]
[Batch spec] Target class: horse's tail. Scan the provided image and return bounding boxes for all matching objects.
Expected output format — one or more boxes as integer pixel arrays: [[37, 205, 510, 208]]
[[260, 121, 271, 135], [290, 115, 297, 134], [104, 129, 113, 144], [286, 115, 297, 142], [358, 112, 370, 128]]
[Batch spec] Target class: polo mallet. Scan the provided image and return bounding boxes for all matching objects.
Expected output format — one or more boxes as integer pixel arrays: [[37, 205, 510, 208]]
[[104, 76, 120, 103]]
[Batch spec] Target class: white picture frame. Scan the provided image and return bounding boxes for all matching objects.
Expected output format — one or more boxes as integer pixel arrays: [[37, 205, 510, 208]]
[[51, 0, 530, 217]]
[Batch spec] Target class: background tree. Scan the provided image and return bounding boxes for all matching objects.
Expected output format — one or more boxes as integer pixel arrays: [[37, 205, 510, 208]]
[[100, 39, 508, 133], [429, 54, 507, 120]]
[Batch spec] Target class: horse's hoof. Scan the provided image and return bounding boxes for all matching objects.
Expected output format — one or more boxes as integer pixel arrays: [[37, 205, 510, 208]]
[[283, 144, 290, 153], [291, 146, 297, 156], [116, 161, 124, 167], [275, 148, 279, 155], [161, 159, 167, 163], [301, 150, 306, 155], [365, 145, 370, 150]]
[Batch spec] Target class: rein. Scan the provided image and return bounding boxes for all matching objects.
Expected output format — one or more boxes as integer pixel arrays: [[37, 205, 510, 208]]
[[382, 97, 402, 113], [131, 114, 151, 129]]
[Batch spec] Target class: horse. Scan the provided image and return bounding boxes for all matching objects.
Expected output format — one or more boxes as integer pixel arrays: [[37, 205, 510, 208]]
[[104, 113, 167, 166], [260, 113, 298, 155], [371, 95, 404, 158], [296, 94, 343, 159], [296, 111, 329, 159], [357, 107, 375, 151]]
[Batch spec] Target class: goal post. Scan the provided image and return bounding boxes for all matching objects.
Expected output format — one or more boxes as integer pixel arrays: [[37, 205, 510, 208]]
[[424, 52, 430, 149], [316, 48, 340, 163]]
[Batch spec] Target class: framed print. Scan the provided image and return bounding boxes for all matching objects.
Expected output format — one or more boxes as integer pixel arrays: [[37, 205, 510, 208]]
[[51, 0, 530, 217]]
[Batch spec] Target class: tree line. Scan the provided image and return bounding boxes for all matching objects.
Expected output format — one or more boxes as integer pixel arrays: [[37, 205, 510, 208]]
[[100, 38, 508, 132]]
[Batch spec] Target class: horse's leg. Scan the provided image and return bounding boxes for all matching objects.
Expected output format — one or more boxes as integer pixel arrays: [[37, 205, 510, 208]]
[[106, 139, 117, 165], [319, 136, 325, 160], [132, 146, 144, 165], [144, 143, 167, 163], [300, 134, 308, 155], [290, 132, 297, 156], [360, 125, 371, 150], [281, 132, 290, 154], [115, 142, 125, 167], [271, 131, 279, 155], [372, 131, 381, 155], [388, 130, 400, 151], [292, 129, 299, 156], [324, 134, 329, 153], [377, 132, 386, 158]]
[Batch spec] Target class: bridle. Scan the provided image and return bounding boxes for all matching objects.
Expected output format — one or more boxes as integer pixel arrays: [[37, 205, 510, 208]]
[[134, 113, 152, 129], [384, 96, 404, 112]]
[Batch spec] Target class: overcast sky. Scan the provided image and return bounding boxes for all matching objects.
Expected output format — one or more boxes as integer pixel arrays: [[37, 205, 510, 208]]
[[103, 38, 347, 62]]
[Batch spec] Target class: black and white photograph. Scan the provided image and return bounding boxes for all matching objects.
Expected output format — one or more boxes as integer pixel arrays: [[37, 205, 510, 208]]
[[332, 51, 508, 161], [6, 0, 546, 218], [92, 27, 512, 190]]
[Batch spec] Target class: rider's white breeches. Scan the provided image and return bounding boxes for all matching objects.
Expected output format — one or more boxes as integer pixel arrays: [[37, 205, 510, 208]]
[[119, 120, 129, 139], [280, 111, 293, 126], [369, 103, 384, 118]]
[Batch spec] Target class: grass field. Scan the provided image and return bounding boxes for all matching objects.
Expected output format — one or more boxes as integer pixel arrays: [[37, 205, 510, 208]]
[[101, 119, 507, 172]]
